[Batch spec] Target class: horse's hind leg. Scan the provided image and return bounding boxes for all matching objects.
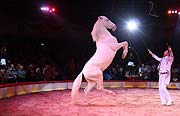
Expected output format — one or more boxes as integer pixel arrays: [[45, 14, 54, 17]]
[[97, 74, 116, 95], [84, 79, 92, 92], [102, 88, 116, 95], [84, 81, 96, 96], [84, 82, 90, 93]]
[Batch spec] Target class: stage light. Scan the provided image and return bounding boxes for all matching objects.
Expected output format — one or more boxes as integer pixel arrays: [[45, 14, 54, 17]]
[[52, 8, 55, 12], [40, 6, 56, 13], [126, 19, 139, 31], [41, 43, 45, 46], [40, 6, 50, 11], [168, 10, 171, 15], [175, 10, 178, 13], [178, 12, 180, 15], [172, 10, 175, 13]]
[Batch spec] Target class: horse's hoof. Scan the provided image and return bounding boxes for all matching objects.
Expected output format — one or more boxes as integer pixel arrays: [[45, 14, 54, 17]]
[[70, 100, 77, 105], [110, 91, 116, 96], [85, 92, 88, 97], [112, 93, 116, 96]]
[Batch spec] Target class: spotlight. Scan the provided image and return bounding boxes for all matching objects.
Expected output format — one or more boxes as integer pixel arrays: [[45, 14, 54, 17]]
[[172, 10, 175, 13], [178, 12, 180, 15], [126, 19, 139, 31], [40, 6, 50, 11], [175, 10, 178, 13], [41, 43, 45, 46], [52, 8, 55, 12], [40, 6, 56, 13], [168, 10, 171, 14]]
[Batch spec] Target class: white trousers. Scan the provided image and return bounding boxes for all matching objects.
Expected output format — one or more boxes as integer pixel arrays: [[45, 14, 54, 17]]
[[159, 73, 172, 104]]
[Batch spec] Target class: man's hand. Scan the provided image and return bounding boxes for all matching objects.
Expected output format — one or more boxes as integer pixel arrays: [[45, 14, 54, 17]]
[[168, 46, 172, 52], [167, 46, 174, 57], [148, 49, 153, 55], [167, 43, 172, 51]]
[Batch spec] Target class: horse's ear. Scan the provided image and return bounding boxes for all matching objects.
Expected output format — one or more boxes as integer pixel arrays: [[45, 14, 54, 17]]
[[98, 16, 103, 20]]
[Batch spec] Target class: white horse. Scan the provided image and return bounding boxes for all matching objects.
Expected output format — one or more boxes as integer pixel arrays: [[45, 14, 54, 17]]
[[71, 16, 128, 104]]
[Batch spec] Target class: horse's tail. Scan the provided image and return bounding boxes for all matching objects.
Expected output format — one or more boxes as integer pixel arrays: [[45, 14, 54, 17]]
[[71, 72, 83, 104]]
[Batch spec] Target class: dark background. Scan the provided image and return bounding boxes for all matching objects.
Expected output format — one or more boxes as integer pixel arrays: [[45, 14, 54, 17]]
[[0, 0, 180, 65]]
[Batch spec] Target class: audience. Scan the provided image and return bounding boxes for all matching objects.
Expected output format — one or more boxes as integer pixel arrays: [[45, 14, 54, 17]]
[[0, 46, 180, 84]]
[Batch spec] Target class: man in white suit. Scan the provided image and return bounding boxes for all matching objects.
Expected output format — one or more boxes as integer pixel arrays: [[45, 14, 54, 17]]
[[148, 45, 174, 106]]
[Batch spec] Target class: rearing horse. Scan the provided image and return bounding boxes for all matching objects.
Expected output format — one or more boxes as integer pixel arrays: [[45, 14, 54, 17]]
[[71, 16, 128, 104]]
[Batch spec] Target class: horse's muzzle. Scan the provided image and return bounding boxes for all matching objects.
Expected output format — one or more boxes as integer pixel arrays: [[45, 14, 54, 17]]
[[112, 25, 117, 31]]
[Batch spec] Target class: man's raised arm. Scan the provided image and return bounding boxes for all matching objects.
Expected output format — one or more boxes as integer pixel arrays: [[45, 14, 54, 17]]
[[148, 49, 161, 61], [168, 46, 174, 57]]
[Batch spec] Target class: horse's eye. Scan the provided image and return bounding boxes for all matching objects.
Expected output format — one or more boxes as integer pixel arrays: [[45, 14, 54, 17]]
[[106, 19, 109, 21]]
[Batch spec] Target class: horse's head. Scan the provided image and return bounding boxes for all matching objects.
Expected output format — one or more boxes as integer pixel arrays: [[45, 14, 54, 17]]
[[98, 16, 117, 31], [91, 16, 117, 42]]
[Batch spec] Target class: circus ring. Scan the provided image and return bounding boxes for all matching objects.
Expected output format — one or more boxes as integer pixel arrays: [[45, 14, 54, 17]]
[[0, 81, 180, 116]]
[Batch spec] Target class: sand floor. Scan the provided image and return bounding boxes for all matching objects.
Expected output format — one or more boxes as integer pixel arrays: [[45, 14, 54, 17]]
[[0, 88, 180, 116]]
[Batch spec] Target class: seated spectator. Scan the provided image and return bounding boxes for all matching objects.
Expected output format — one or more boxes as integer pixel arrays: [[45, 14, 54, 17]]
[[150, 62, 158, 81], [26, 64, 36, 82], [17, 65, 26, 82], [7, 64, 17, 83], [171, 64, 179, 82], [103, 70, 113, 80], [111, 67, 118, 79], [52, 66, 60, 81], [115, 63, 125, 80], [0, 69, 8, 84], [43, 65, 52, 81], [35, 67, 43, 81]]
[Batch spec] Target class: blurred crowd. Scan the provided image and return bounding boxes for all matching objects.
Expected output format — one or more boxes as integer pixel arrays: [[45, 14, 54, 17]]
[[103, 60, 180, 82], [0, 63, 66, 84], [0, 46, 180, 84]]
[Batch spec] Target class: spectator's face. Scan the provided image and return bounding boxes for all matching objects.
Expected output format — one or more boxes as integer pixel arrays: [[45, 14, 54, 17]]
[[0, 69, 5, 74], [29, 64, 33, 69], [46, 65, 50, 68], [20, 66, 23, 70], [11, 64, 14, 68]]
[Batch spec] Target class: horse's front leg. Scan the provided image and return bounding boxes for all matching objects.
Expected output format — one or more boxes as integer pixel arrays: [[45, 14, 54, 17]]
[[120, 41, 128, 59], [113, 41, 128, 59]]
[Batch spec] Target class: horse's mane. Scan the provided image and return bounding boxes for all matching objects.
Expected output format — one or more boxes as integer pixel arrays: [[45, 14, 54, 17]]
[[91, 16, 115, 42], [91, 18, 100, 42]]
